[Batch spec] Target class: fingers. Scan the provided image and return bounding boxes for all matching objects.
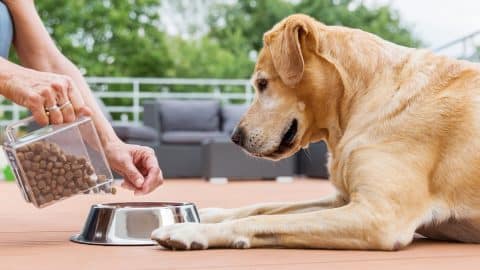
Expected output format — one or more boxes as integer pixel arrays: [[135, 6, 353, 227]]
[[26, 92, 49, 126], [121, 180, 137, 191], [118, 158, 145, 189], [135, 149, 164, 195], [51, 81, 75, 123], [65, 79, 92, 118], [41, 87, 63, 125]]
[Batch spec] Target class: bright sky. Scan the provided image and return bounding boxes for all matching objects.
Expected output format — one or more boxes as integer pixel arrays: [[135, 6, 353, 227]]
[[365, 0, 480, 56]]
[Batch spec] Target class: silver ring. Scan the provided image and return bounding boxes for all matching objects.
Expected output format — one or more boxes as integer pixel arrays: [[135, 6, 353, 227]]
[[58, 101, 72, 110], [45, 105, 60, 112]]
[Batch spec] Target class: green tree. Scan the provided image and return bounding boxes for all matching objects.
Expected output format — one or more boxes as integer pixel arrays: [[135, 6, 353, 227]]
[[35, 0, 172, 77], [208, 0, 421, 52]]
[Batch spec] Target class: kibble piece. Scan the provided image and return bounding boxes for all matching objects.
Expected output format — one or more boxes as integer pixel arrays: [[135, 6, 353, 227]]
[[78, 157, 86, 165], [39, 160, 46, 169], [17, 152, 25, 161], [54, 195, 61, 200], [66, 155, 75, 162], [72, 164, 84, 170], [68, 182, 75, 189], [54, 162, 63, 168], [32, 163, 40, 171], [65, 171, 74, 180], [40, 151, 49, 159], [47, 162, 53, 170], [56, 185, 64, 194], [59, 169, 66, 175], [37, 180, 46, 189], [37, 196, 46, 205], [26, 171, 36, 179], [32, 187, 40, 196], [44, 194, 54, 203], [22, 160, 32, 170], [64, 164, 71, 171], [111, 187, 117, 195], [59, 154, 67, 162], [86, 165, 94, 175], [73, 169, 83, 178], [63, 188, 72, 197], [33, 155, 41, 162], [25, 151, 34, 159], [57, 176, 66, 184], [33, 143, 43, 153], [52, 168, 59, 175], [48, 155, 58, 162], [98, 175, 107, 183], [75, 178, 83, 186]]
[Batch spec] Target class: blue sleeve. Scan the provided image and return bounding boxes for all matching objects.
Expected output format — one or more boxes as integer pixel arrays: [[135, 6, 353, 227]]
[[0, 1, 13, 59]]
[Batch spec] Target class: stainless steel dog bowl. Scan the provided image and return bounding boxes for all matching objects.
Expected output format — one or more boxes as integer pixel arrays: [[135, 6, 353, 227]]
[[71, 202, 200, 246]]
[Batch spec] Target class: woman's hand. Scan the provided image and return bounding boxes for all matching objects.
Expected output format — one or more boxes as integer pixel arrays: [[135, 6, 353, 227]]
[[0, 67, 91, 125], [104, 141, 164, 195]]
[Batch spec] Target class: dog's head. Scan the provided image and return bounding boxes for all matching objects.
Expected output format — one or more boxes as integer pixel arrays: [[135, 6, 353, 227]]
[[232, 14, 343, 160]]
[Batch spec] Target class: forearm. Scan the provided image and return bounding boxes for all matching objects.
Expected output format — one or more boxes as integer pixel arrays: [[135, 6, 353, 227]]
[[0, 57, 26, 83], [47, 56, 120, 146], [5, 0, 120, 146]]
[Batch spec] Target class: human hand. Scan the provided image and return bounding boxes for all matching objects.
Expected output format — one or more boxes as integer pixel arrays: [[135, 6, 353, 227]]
[[0, 67, 91, 125], [104, 141, 163, 195]]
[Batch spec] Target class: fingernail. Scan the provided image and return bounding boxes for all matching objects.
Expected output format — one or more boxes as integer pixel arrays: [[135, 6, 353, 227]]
[[135, 178, 144, 187]]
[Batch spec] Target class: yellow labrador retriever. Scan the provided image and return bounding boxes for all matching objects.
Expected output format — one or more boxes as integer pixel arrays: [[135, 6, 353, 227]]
[[152, 14, 480, 250]]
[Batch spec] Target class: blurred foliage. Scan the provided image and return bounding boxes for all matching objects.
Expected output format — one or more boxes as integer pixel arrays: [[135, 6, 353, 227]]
[[31, 0, 420, 79], [35, 0, 173, 77]]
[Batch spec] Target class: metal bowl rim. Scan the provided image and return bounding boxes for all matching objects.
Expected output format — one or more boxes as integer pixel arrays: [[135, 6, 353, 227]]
[[92, 201, 196, 209]]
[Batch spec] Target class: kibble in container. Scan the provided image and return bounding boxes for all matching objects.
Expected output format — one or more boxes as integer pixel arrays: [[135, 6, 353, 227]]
[[3, 116, 114, 208]]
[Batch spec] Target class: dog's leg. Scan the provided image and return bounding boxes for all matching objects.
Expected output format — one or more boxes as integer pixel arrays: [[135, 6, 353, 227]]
[[152, 151, 431, 250], [152, 201, 422, 250], [200, 194, 345, 223]]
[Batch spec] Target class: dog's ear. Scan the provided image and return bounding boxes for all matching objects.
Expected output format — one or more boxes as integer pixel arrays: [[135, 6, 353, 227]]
[[264, 16, 309, 87]]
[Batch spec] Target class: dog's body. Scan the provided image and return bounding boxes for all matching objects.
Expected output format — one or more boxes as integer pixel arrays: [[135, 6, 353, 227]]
[[152, 14, 480, 250]]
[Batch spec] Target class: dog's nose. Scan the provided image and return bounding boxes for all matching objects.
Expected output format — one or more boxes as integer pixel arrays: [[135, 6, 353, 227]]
[[231, 127, 245, 146]]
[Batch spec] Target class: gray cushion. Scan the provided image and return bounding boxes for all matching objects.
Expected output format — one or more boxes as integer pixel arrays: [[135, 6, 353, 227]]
[[113, 124, 159, 141], [162, 131, 226, 144], [159, 100, 220, 132], [221, 104, 248, 135]]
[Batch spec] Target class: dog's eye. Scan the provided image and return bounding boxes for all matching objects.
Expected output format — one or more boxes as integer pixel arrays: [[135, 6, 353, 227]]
[[256, 78, 268, 92]]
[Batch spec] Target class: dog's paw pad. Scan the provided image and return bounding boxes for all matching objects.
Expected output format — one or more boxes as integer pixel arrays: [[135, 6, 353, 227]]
[[232, 238, 250, 249], [151, 223, 209, 250], [190, 241, 207, 250], [166, 239, 189, 250]]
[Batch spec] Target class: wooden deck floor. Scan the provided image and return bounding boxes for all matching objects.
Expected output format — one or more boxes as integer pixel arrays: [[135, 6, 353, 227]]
[[1, 179, 480, 270]]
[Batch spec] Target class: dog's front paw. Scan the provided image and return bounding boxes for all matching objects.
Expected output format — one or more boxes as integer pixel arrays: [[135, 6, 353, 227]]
[[151, 223, 209, 250]]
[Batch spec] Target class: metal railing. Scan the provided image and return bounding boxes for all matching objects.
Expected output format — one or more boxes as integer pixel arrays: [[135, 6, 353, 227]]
[[0, 77, 253, 126], [434, 30, 480, 61]]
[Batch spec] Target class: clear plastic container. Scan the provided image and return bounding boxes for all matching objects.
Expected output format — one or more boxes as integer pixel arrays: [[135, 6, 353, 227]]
[[3, 116, 114, 208]]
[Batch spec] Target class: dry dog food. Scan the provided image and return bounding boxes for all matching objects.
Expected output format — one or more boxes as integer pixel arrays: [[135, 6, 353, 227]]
[[16, 141, 115, 207]]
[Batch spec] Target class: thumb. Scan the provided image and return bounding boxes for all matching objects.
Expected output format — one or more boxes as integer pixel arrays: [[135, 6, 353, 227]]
[[117, 160, 144, 188]]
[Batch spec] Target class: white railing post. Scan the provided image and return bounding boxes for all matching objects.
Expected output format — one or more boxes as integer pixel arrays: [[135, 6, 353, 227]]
[[12, 104, 20, 122], [133, 80, 140, 124], [245, 83, 253, 104]]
